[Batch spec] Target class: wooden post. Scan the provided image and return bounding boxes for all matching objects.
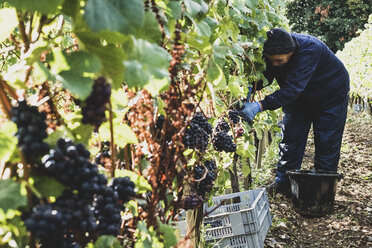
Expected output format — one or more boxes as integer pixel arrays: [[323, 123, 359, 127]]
[[256, 130, 268, 169]]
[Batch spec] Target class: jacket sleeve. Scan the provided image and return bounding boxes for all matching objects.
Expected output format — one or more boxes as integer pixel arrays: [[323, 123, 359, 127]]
[[260, 46, 322, 111], [254, 60, 275, 91]]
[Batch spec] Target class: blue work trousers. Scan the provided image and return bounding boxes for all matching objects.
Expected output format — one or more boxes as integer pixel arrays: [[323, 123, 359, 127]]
[[275, 97, 348, 187]]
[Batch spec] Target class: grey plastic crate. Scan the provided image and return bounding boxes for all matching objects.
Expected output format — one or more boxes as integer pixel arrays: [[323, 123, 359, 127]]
[[204, 188, 272, 248]]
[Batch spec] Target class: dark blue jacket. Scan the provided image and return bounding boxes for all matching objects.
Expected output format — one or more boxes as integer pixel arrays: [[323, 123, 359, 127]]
[[258, 33, 350, 113]]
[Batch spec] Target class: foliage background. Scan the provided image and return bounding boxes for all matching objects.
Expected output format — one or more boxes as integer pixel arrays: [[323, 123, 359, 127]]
[[285, 0, 371, 52]]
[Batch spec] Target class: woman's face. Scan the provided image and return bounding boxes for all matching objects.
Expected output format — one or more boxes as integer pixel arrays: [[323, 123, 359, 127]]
[[266, 52, 293, 67]]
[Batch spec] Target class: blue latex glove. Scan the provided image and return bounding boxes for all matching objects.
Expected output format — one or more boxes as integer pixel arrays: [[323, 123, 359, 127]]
[[241, 102, 262, 122]]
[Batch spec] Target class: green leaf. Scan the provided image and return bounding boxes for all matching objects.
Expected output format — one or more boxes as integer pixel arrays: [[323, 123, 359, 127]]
[[187, 31, 212, 52], [32, 173, 65, 198], [78, 32, 126, 88], [62, 0, 80, 18], [94, 235, 121, 248], [111, 88, 128, 110], [167, 1, 183, 20], [206, 61, 226, 90], [100, 120, 138, 147], [70, 123, 94, 144], [0, 8, 18, 43], [135, 11, 162, 43], [124, 37, 171, 90], [195, 19, 212, 37], [0, 179, 27, 212], [236, 141, 256, 159], [184, 0, 209, 18], [32, 62, 56, 83], [84, 0, 144, 34], [49, 48, 70, 74], [64, 51, 102, 74], [246, 0, 259, 10], [57, 72, 94, 100], [216, 0, 226, 16], [241, 162, 251, 177], [0, 121, 17, 162], [159, 223, 177, 248], [115, 170, 152, 194], [2, 0, 64, 14]]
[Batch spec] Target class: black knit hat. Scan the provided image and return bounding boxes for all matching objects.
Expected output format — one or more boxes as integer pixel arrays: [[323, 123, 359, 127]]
[[263, 28, 296, 55]]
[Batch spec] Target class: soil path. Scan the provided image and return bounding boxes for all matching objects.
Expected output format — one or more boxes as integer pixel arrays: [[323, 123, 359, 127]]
[[265, 112, 372, 248]]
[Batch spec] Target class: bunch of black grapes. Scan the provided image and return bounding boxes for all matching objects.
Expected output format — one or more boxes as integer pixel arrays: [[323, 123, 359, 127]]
[[94, 178, 135, 235], [212, 132, 236, 152], [42, 138, 107, 200], [11, 100, 49, 162], [93, 187, 123, 236], [24, 137, 137, 246], [228, 110, 241, 124], [23, 205, 80, 248], [184, 192, 203, 210], [81, 77, 111, 131], [215, 119, 230, 133], [110, 177, 136, 203], [53, 190, 97, 233], [183, 112, 213, 151], [193, 160, 217, 197], [212, 120, 237, 152]]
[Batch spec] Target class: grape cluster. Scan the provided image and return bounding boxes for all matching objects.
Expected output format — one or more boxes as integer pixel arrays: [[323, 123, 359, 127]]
[[42, 138, 107, 200], [193, 160, 217, 197], [212, 132, 237, 153], [183, 192, 203, 210], [23, 138, 137, 246], [228, 110, 241, 124], [216, 119, 230, 133], [95, 141, 111, 167], [53, 191, 97, 233], [11, 100, 49, 161], [183, 112, 212, 151], [81, 77, 111, 131], [24, 205, 80, 248], [93, 187, 123, 236], [111, 177, 136, 203]]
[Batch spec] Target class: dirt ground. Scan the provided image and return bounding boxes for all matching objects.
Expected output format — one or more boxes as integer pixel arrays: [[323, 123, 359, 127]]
[[265, 111, 372, 248]]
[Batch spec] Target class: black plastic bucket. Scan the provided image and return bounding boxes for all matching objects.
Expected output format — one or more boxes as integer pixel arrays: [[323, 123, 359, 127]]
[[286, 170, 343, 216]]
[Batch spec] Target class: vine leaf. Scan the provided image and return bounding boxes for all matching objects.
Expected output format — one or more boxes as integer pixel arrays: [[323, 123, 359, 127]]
[[1, 0, 64, 14], [0, 121, 17, 162], [0, 8, 18, 43], [94, 235, 121, 248], [100, 120, 138, 147], [57, 72, 93, 100], [184, 0, 209, 18], [84, 0, 144, 35], [77, 31, 126, 89], [123, 37, 171, 90], [0, 179, 27, 213], [135, 11, 162, 44], [159, 223, 178, 248], [32, 173, 65, 198], [52, 51, 102, 100]]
